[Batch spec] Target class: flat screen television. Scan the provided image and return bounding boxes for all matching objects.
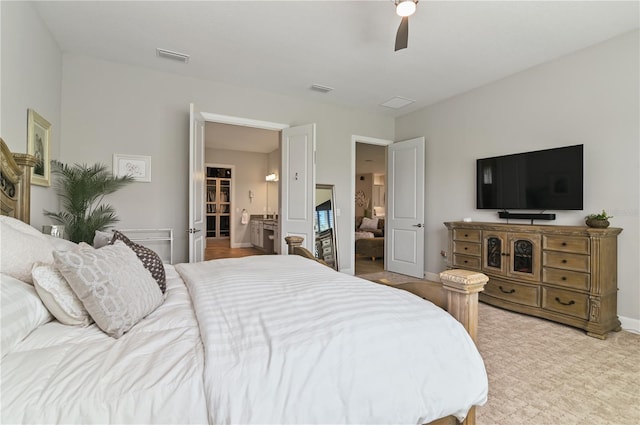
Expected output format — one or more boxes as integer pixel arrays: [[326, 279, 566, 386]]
[[476, 144, 583, 210]]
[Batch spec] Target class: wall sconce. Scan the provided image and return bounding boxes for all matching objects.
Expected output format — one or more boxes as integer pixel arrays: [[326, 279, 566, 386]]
[[265, 173, 279, 182]]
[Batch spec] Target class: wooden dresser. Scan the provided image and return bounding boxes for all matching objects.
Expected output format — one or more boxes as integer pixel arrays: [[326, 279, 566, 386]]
[[444, 221, 623, 339]]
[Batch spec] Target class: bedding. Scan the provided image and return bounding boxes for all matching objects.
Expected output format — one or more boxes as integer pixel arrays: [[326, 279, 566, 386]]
[[1, 265, 208, 424], [175, 255, 488, 424]]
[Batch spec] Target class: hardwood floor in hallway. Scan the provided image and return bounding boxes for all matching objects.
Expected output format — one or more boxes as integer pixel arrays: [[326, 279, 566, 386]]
[[354, 254, 384, 275], [205, 238, 266, 260]]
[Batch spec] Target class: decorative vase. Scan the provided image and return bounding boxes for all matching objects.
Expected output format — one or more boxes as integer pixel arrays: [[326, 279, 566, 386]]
[[585, 218, 610, 228]]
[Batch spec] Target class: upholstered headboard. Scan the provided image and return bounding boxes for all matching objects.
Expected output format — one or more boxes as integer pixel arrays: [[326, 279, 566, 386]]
[[0, 137, 37, 223]]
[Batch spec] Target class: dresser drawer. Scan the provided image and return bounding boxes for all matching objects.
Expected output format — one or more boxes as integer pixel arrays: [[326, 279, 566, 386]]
[[453, 229, 481, 243], [452, 254, 481, 271], [542, 287, 589, 320], [483, 278, 539, 307], [453, 241, 481, 256], [543, 235, 590, 254], [543, 267, 590, 291], [543, 251, 590, 273]]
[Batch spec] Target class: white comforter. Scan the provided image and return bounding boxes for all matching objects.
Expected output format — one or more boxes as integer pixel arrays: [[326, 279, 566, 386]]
[[1, 266, 208, 425], [176, 255, 488, 425]]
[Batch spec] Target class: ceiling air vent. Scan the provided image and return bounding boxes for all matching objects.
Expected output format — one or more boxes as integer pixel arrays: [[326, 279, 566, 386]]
[[156, 48, 190, 64], [310, 84, 334, 93]]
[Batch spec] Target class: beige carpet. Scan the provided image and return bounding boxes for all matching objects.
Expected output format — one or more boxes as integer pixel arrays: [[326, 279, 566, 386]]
[[359, 272, 640, 425]]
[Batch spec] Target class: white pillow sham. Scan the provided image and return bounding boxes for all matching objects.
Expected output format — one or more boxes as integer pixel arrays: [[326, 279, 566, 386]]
[[1, 273, 53, 358], [0, 216, 54, 284], [53, 241, 164, 338], [31, 263, 92, 326]]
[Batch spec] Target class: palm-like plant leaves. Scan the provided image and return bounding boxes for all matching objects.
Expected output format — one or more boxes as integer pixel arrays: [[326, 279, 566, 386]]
[[44, 161, 134, 243]]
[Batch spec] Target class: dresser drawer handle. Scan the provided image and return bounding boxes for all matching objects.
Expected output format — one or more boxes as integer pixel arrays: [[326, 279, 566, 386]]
[[562, 242, 567, 246], [464, 247, 468, 250], [463, 260, 468, 264], [464, 234, 469, 237], [562, 259, 567, 264], [561, 276, 567, 281], [555, 297, 575, 306], [499, 286, 515, 294]]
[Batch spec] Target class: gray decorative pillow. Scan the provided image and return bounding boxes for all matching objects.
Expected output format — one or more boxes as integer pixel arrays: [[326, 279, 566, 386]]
[[53, 241, 164, 338], [111, 231, 166, 293]]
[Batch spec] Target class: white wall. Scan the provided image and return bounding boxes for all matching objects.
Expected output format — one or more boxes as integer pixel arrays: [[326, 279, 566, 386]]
[[395, 31, 640, 325], [59, 55, 395, 265], [1, 1, 61, 228], [205, 148, 269, 247]]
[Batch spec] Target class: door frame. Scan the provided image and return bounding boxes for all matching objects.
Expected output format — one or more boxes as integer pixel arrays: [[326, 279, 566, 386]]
[[189, 110, 291, 261], [350, 135, 393, 275]]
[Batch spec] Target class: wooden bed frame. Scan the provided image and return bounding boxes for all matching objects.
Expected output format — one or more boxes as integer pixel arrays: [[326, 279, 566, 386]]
[[1, 138, 488, 425]]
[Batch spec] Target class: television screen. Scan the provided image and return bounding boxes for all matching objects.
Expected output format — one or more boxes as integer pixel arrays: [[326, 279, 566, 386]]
[[477, 145, 583, 210]]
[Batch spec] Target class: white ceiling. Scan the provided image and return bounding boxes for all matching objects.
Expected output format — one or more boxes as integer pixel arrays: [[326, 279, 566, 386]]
[[205, 122, 280, 153], [33, 1, 639, 118], [356, 142, 386, 175]]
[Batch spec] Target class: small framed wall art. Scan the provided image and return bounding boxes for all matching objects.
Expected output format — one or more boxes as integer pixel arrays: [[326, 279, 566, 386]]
[[113, 154, 151, 182], [27, 109, 52, 186]]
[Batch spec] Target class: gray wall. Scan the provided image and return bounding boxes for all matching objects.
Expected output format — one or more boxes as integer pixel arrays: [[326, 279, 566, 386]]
[[1, 1, 61, 227], [58, 55, 394, 267], [395, 31, 639, 327]]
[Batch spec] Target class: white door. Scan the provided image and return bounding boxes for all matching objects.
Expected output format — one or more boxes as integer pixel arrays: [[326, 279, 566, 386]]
[[386, 137, 425, 278], [280, 124, 316, 253], [188, 103, 206, 263]]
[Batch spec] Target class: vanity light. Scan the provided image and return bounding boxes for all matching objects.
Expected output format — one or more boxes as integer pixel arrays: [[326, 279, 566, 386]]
[[265, 173, 279, 182]]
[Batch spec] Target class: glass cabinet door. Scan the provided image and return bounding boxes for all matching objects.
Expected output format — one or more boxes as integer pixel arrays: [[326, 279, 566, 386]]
[[507, 233, 541, 281], [482, 231, 508, 274]]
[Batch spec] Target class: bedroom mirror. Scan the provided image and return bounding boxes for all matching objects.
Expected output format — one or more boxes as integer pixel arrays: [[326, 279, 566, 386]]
[[314, 184, 338, 270]]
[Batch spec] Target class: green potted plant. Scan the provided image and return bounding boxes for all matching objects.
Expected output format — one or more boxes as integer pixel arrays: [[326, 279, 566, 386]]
[[585, 209, 613, 228], [44, 161, 134, 243]]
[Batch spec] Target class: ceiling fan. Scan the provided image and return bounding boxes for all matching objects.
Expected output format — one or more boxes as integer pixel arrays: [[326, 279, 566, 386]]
[[394, 0, 418, 51]]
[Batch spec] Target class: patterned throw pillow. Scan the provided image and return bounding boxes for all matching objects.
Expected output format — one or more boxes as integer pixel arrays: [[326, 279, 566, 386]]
[[110, 231, 166, 293], [53, 241, 164, 338]]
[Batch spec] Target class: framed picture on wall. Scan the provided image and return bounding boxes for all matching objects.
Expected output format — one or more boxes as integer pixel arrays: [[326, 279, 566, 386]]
[[27, 109, 52, 186], [113, 154, 152, 182]]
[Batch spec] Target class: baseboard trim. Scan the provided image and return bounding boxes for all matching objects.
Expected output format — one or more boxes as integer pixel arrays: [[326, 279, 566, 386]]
[[619, 315, 640, 334], [230, 242, 253, 249], [424, 271, 441, 282]]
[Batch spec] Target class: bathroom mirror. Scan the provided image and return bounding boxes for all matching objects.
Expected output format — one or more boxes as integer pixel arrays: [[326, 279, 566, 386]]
[[314, 184, 339, 270]]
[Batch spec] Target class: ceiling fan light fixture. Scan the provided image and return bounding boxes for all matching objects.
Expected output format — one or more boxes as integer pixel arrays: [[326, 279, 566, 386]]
[[396, 0, 417, 17]]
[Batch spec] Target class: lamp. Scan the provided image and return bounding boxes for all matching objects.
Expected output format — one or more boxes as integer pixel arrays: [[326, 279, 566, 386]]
[[265, 173, 279, 182], [396, 0, 417, 17]]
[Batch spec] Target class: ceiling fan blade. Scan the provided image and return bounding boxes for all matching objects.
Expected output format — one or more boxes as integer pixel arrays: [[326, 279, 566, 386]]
[[395, 16, 409, 51]]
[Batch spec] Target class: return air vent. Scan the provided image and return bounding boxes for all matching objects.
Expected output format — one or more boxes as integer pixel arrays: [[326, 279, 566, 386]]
[[156, 48, 190, 63]]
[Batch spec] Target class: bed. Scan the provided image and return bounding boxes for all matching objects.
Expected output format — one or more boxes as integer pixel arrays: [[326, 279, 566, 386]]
[[0, 138, 488, 425]]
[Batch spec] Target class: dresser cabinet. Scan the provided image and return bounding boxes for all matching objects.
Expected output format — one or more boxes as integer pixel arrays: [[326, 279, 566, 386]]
[[445, 222, 623, 339]]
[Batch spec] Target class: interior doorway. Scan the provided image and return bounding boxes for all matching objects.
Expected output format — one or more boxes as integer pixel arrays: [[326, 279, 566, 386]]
[[202, 121, 282, 260], [351, 136, 392, 276]]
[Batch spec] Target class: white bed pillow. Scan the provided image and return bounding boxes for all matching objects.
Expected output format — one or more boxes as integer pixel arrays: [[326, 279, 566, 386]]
[[43, 234, 78, 252], [359, 216, 379, 231], [31, 263, 92, 326], [1, 273, 53, 358], [0, 216, 54, 284], [53, 241, 164, 338]]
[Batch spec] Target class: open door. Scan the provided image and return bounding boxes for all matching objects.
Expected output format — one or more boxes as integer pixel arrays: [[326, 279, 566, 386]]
[[188, 103, 206, 262], [386, 137, 425, 278], [280, 124, 316, 253]]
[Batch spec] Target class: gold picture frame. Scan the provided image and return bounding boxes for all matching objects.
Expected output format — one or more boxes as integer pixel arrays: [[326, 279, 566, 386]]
[[27, 109, 51, 186]]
